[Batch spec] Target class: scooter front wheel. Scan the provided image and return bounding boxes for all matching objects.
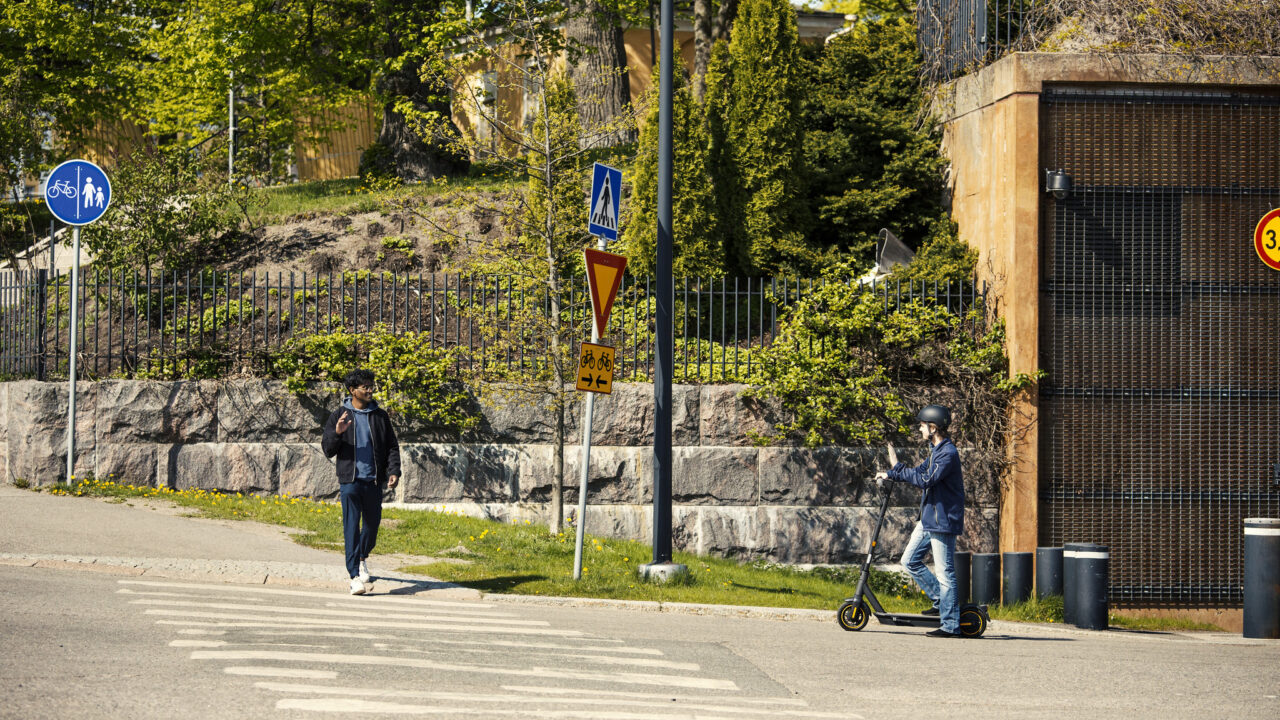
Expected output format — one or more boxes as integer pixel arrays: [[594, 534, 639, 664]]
[[959, 607, 988, 637], [837, 600, 871, 631]]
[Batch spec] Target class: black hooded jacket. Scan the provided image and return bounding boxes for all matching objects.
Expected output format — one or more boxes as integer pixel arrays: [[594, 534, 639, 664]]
[[321, 401, 402, 484]]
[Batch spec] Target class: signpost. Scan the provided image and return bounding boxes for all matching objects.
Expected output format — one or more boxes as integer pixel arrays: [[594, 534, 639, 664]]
[[44, 159, 111, 484], [573, 170, 626, 580], [1255, 208, 1280, 272]]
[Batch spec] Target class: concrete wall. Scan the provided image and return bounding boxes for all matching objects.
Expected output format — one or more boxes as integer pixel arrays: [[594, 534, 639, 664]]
[[0, 379, 999, 564], [934, 52, 1280, 555]]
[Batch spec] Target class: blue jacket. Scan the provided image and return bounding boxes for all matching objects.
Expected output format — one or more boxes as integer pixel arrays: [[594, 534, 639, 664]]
[[888, 438, 964, 535]]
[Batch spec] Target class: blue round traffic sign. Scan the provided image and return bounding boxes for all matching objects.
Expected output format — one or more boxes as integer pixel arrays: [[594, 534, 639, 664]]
[[44, 159, 112, 226]]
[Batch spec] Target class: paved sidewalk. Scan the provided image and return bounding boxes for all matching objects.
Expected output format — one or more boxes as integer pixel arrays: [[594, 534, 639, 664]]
[[0, 484, 472, 596]]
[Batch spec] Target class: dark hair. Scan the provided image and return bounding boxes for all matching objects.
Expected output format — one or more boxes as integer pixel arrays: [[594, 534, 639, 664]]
[[343, 369, 375, 390]]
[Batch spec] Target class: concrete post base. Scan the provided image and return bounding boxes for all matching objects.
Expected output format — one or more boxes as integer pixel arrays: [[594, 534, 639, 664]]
[[637, 562, 689, 583]]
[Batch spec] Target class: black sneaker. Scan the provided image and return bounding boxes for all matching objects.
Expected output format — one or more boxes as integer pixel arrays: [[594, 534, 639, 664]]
[[925, 628, 960, 638], [922, 606, 940, 616]]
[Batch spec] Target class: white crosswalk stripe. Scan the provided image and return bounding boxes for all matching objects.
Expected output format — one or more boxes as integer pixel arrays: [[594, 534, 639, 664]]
[[118, 578, 861, 719]]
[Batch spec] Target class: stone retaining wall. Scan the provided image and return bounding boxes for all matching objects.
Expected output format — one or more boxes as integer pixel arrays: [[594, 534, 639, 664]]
[[0, 379, 999, 563]]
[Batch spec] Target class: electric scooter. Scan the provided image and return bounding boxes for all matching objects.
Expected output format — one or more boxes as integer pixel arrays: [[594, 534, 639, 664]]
[[836, 445, 989, 637]]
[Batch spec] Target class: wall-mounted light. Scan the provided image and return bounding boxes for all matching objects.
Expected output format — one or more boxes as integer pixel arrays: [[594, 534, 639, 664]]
[[1044, 169, 1072, 200]]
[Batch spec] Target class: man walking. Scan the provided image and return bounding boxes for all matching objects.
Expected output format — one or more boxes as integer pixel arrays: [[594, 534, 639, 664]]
[[876, 404, 965, 637], [322, 369, 401, 595]]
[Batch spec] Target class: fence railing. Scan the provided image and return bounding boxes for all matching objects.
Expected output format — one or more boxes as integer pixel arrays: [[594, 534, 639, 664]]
[[0, 268, 983, 383], [917, 0, 1039, 81]]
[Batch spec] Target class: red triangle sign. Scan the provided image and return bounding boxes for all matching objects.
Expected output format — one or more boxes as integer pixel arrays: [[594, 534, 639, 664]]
[[584, 248, 627, 338]]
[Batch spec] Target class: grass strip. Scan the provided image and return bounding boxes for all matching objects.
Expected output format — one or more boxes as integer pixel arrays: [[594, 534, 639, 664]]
[[31, 477, 1219, 631]]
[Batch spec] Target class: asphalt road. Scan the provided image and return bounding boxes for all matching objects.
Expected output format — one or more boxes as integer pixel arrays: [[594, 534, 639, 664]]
[[1, 486, 1278, 719]]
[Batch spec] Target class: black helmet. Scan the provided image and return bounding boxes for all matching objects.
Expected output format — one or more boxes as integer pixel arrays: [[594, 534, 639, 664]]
[[916, 404, 952, 430]]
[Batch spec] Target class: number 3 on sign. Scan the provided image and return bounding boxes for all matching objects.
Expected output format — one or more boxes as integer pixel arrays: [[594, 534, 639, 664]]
[[1255, 208, 1280, 272]]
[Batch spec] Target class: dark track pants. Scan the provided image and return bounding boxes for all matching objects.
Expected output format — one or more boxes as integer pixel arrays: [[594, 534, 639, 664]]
[[340, 480, 382, 579]]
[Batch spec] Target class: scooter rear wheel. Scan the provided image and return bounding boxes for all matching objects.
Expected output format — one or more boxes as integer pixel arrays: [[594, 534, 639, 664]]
[[959, 607, 987, 637], [837, 600, 871, 631]]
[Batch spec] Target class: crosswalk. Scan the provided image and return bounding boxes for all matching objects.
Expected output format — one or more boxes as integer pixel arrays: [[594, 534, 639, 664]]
[[118, 578, 860, 719]]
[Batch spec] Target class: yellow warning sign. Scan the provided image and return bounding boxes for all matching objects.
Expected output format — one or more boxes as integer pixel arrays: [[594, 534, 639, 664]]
[[575, 342, 615, 394], [584, 248, 627, 338]]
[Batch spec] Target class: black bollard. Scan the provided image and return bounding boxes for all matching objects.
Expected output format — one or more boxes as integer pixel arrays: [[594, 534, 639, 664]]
[[1243, 518, 1280, 639], [971, 552, 1001, 605], [1036, 546, 1063, 599], [1062, 542, 1086, 626], [1002, 551, 1033, 605], [954, 551, 971, 605], [1074, 543, 1109, 630]]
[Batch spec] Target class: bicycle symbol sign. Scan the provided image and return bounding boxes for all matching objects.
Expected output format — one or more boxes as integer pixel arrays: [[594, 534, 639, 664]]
[[44, 159, 111, 226], [575, 342, 616, 394]]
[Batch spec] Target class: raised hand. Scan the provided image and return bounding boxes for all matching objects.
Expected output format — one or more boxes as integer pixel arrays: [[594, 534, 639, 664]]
[[335, 410, 352, 435]]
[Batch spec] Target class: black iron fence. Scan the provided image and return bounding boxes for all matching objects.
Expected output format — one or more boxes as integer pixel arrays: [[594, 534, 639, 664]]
[[0, 268, 982, 383], [917, 0, 1038, 81]]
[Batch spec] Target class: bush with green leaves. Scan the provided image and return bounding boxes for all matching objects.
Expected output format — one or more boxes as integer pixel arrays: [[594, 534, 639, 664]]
[[272, 325, 477, 432], [746, 258, 1037, 475]]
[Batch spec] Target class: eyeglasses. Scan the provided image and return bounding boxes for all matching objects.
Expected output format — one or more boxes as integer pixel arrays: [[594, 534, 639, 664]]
[[353, 384, 377, 391]]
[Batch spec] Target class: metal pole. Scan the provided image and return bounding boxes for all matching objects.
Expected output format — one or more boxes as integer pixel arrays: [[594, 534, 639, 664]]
[[65, 227, 81, 483], [574, 237, 607, 580], [228, 70, 235, 184], [648, 0, 677, 571]]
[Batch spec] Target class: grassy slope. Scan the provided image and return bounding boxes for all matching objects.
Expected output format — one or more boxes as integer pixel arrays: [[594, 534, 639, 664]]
[[31, 477, 1223, 632]]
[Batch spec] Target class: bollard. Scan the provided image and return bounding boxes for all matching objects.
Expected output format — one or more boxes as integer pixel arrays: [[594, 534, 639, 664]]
[[1002, 551, 1033, 605], [971, 552, 1001, 605], [1036, 546, 1063, 599], [1243, 518, 1280, 639], [1062, 542, 1087, 626], [954, 551, 971, 605], [1074, 543, 1109, 630]]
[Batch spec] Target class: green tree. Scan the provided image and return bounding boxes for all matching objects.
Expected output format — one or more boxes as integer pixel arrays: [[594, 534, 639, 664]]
[[80, 147, 260, 272], [724, 0, 809, 275], [620, 52, 720, 277], [0, 1, 145, 189], [412, 1, 630, 534], [800, 17, 950, 262]]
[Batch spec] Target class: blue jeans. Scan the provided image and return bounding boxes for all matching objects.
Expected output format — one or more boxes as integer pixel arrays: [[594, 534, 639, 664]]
[[340, 481, 382, 579], [900, 521, 960, 633]]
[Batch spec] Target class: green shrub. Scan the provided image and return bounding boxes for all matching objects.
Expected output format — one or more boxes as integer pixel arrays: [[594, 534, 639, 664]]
[[271, 325, 477, 432]]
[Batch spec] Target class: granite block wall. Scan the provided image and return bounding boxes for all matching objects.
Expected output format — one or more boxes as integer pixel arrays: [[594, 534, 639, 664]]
[[0, 379, 999, 563]]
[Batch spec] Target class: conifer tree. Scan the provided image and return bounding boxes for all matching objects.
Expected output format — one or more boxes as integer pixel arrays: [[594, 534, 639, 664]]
[[620, 52, 720, 277], [724, 0, 809, 275]]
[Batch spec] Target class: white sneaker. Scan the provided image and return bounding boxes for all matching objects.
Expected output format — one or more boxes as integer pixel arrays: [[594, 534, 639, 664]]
[[358, 560, 372, 583], [349, 578, 367, 595]]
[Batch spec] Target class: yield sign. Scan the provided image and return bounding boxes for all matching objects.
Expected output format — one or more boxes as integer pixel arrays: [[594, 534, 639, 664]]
[[584, 247, 627, 338]]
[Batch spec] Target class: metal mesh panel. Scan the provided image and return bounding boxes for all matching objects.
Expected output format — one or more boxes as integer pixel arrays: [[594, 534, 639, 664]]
[[1039, 87, 1280, 606]]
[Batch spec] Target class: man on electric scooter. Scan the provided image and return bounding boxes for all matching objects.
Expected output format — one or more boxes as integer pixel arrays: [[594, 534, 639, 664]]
[[875, 404, 965, 638]]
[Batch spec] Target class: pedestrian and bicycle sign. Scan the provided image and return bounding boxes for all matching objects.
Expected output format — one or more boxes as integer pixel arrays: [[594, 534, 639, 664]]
[[44, 159, 111, 226], [1254, 208, 1280, 272], [588, 162, 622, 241], [575, 342, 615, 394]]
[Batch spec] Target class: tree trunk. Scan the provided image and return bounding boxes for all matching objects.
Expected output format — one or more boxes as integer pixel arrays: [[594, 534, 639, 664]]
[[565, 1, 636, 147], [693, 0, 713, 102], [712, 0, 739, 44], [548, 285, 565, 535], [368, 62, 469, 181]]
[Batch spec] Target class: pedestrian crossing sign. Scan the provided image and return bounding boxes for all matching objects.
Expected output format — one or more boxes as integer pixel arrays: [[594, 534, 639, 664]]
[[588, 162, 622, 241]]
